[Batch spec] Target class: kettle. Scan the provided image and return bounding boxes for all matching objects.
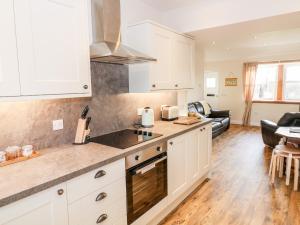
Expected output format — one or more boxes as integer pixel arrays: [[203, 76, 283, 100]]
[[141, 107, 154, 128]]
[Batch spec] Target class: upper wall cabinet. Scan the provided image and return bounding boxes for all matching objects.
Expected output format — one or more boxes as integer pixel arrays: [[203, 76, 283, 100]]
[[127, 21, 195, 93], [14, 0, 91, 96], [0, 0, 91, 99], [0, 1, 21, 97]]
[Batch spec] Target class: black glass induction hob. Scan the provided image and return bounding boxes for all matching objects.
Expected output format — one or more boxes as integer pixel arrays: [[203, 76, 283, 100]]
[[88, 129, 163, 149]]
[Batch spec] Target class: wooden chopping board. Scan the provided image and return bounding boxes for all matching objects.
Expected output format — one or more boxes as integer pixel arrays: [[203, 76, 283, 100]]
[[174, 117, 202, 125]]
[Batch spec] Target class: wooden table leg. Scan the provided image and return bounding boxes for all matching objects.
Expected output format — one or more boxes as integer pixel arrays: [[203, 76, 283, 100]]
[[294, 159, 299, 191], [286, 153, 292, 186]]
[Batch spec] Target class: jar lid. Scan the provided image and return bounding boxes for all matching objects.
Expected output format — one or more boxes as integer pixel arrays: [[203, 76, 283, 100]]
[[5, 146, 20, 153]]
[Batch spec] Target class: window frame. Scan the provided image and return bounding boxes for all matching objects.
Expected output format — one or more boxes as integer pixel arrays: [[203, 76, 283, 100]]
[[252, 62, 300, 104]]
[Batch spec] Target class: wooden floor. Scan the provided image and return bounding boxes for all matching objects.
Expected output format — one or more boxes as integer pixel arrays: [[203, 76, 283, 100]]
[[160, 125, 300, 225]]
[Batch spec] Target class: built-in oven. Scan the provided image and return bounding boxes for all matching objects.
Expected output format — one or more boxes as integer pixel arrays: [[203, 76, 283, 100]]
[[126, 142, 168, 224]]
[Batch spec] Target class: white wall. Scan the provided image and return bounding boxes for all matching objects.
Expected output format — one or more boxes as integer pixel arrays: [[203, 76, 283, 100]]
[[251, 103, 299, 126], [204, 60, 244, 124], [163, 0, 300, 33]]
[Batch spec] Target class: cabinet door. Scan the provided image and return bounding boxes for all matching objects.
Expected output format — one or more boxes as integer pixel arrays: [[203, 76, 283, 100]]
[[172, 35, 195, 89], [149, 26, 173, 90], [0, 184, 68, 225], [199, 125, 212, 176], [187, 129, 201, 184], [14, 0, 91, 96], [0, 1, 20, 97], [168, 134, 188, 201]]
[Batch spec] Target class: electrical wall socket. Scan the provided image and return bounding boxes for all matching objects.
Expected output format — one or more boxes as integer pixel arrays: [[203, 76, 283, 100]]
[[52, 119, 64, 131]]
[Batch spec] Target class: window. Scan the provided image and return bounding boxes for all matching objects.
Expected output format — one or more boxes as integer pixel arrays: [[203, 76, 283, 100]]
[[284, 64, 300, 100], [206, 77, 217, 88], [253, 64, 278, 100], [253, 62, 300, 102]]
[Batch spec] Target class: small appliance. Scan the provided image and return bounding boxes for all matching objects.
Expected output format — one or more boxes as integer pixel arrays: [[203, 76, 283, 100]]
[[161, 105, 179, 121], [141, 107, 154, 128]]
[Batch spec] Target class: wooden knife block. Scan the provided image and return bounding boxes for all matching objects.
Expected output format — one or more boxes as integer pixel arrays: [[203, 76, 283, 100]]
[[74, 118, 87, 144]]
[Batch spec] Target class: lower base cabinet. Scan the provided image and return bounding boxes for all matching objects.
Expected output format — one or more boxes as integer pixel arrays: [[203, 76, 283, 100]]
[[68, 178, 127, 225], [168, 124, 212, 202], [0, 183, 68, 225], [0, 126, 212, 225]]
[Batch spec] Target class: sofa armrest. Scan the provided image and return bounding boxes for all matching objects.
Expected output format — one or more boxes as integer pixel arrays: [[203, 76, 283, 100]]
[[210, 110, 230, 118], [260, 120, 280, 148], [261, 120, 278, 133]]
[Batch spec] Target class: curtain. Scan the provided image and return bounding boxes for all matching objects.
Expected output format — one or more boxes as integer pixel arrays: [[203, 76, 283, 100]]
[[242, 63, 258, 126]]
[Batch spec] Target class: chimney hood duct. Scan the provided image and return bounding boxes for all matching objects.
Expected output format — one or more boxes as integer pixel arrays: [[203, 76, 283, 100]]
[[90, 0, 157, 64]]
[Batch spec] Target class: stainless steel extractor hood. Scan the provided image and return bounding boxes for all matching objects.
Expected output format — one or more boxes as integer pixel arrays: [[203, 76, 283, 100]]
[[90, 0, 157, 64]]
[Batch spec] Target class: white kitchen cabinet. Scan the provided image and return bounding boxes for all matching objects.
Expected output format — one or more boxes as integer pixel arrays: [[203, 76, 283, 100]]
[[68, 159, 127, 225], [172, 34, 195, 89], [0, 1, 21, 97], [168, 124, 212, 203], [0, 183, 68, 225], [14, 0, 91, 96], [168, 134, 188, 201], [187, 124, 212, 184], [127, 21, 195, 92], [68, 179, 127, 225], [187, 129, 201, 184], [199, 124, 212, 177]]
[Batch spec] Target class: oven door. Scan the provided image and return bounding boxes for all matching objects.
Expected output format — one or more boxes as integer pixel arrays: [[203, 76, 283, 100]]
[[126, 153, 168, 224]]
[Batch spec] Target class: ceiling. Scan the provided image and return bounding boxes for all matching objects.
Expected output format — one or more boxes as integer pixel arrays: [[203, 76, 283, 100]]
[[189, 12, 300, 61], [140, 0, 199, 11]]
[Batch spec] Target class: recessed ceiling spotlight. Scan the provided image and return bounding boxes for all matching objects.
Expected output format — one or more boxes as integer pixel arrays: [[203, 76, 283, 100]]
[[226, 47, 230, 50], [254, 35, 257, 39], [212, 41, 216, 46]]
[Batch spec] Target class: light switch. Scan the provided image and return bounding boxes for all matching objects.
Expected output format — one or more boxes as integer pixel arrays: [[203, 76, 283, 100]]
[[137, 108, 144, 116], [53, 119, 64, 131]]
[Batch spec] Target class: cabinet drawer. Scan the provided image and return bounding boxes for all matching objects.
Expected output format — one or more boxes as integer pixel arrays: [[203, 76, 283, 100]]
[[68, 180, 127, 225], [67, 159, 125, 203]]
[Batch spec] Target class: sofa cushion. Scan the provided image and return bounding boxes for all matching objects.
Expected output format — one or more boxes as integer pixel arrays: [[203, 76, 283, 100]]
[[193, 102, 205, 115], [212, 122, 223, 130], [199, 101, 211, 116]]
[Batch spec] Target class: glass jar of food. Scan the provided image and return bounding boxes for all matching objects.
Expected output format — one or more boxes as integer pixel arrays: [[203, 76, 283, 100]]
[[5, 146, 20, 160], [22, 145, 33, 157], [0, 151, 6, 163]]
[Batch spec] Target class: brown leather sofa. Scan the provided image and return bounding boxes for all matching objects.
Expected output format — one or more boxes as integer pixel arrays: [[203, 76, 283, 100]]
[[261, 112, 300, 148], [188, 102, 230, 138]]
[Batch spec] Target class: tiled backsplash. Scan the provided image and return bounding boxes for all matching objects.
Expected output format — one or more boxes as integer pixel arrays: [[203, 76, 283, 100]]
[[0, 63, 177, 150]]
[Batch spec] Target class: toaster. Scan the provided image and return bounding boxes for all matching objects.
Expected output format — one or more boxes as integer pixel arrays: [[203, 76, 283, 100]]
[[161, 106, 179, 121]]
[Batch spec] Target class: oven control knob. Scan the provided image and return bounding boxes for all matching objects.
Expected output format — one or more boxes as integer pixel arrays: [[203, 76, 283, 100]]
[[156, 146, 161, 152], [138, 130, 143, 135], [134, 130, 138, 134], [148, 132, 153, 136], [143, 131, 147, 136], [135, 155, 140, 161]]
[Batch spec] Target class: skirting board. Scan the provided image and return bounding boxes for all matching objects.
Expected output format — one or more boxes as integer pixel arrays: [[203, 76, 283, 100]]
[[231, 120, 242, 125], [230, 120, 261, 127], [131, 173, 210, 225]]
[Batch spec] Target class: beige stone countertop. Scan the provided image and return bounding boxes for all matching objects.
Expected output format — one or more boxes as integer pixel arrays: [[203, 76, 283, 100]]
[[0, 119, 211, 207]]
